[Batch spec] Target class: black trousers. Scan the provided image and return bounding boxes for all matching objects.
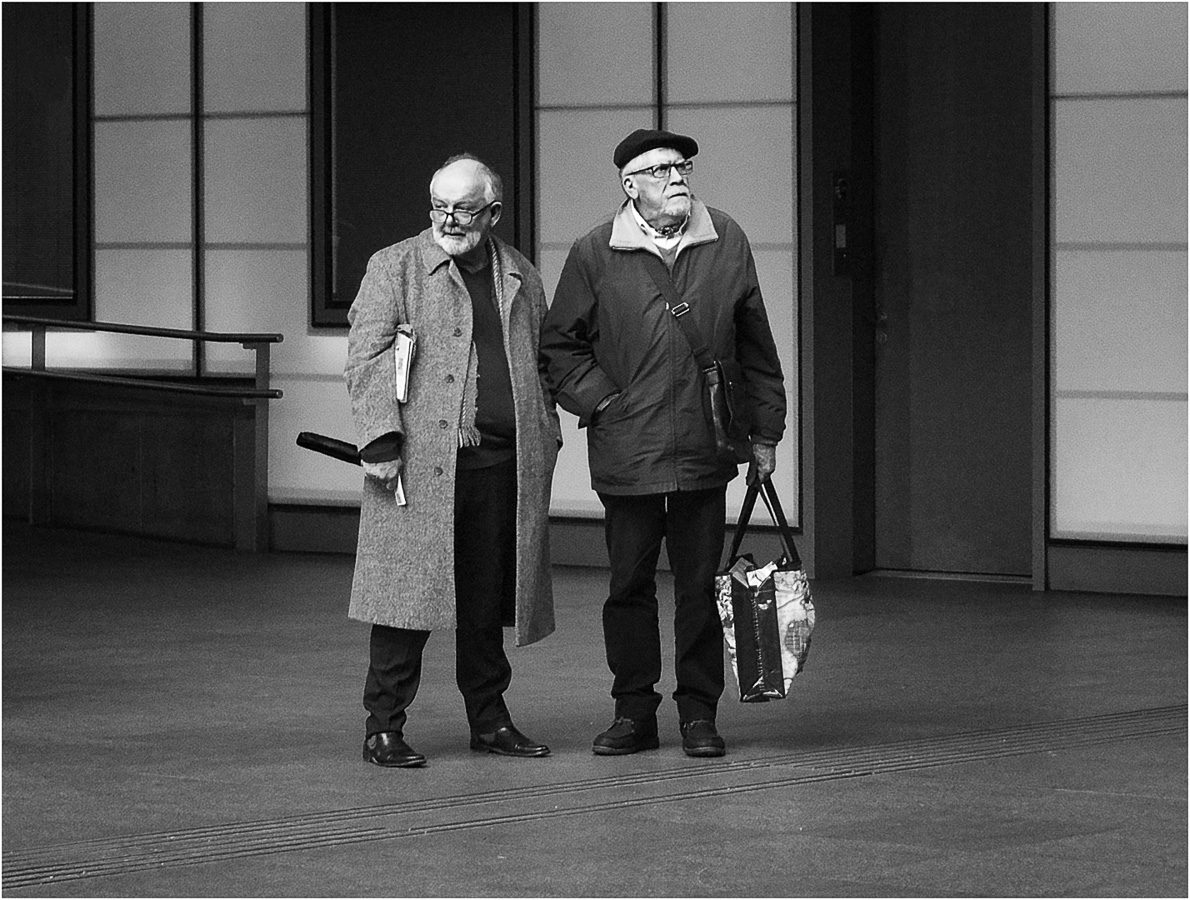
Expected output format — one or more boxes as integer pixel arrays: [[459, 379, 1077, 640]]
[[597, 486, 727, 724], [363, 458, 517, 737]]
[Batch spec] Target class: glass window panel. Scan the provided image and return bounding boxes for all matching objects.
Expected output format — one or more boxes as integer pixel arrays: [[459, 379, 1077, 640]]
[[1053, 397, 1188, 541], [538, 2, 654, 107], [2, 2, 80, 311], [93, 2, 190, 116], [94, 120, 192, 244], [666, 105, 795, 244], [537, 107, 653, 245], [203, 249, 307, 374], [204, 118, 307, 244], [1054, 98, 1188, 244], [1054, 1, 1188, 95], [269, 377, 361, 504], [1055, 248, 1188, 394], [667, 2, 793, 104], [204, 2, 307, 113]]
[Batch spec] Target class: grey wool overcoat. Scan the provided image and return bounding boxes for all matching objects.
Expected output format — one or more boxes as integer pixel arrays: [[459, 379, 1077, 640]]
[[345, 229, 561, 647]]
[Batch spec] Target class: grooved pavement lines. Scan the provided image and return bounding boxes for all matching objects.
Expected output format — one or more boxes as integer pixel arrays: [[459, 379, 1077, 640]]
[[4, 705, 1185, 889]]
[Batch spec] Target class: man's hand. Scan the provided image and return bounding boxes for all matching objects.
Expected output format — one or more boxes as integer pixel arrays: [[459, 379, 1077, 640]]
[[363, 457, 404, 493], [747, 442, 777, 485], [589, 391, 620, 426]]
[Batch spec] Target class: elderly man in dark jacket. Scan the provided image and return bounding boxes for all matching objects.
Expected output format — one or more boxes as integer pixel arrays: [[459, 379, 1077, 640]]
[[541, 129, 786, 758]]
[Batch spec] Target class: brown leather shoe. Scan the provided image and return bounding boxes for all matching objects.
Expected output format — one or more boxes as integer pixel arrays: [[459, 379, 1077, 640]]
[[470, 724, 550, 758], [363, 732, 426, 768]]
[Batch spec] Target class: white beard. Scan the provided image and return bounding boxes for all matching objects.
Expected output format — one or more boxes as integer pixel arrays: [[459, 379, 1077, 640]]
[[433, 229, 484, 258]]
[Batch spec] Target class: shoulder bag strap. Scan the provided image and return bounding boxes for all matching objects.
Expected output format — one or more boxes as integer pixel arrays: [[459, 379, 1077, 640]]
[[643, 259, 717, 372]]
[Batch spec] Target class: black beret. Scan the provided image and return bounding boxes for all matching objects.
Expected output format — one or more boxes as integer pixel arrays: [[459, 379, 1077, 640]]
[[614, 128, 699, 169]]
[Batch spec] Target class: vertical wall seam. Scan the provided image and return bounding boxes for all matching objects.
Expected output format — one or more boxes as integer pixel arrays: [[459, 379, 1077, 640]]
[[191, 2, 205, 376], [654, 2, 666, 130]]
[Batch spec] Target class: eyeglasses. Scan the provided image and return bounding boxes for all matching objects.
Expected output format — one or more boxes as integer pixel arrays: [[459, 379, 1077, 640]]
[[624, 159, 694, 180], [429, 202, 496, 225]]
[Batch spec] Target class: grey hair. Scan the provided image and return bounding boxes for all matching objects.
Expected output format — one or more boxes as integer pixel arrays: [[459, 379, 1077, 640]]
[[436, 153, 504, 204]]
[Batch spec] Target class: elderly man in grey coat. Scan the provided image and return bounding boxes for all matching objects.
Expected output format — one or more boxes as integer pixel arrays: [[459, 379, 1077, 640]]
[[346, 155, 561, 768]]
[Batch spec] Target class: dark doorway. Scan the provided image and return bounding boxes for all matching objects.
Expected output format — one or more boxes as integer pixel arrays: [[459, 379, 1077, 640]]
[[867, 4, 1035, 576]]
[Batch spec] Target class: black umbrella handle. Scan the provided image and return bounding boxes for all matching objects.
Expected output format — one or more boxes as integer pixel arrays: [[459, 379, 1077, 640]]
[[296, 432, 361, 466]]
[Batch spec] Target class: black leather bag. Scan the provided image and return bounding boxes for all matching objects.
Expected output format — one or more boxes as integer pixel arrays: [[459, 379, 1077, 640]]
[[645, 261, 751, 465], [703, 356, 751, 463]]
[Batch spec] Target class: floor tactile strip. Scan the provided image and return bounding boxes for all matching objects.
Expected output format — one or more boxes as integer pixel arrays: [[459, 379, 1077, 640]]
[[3, 704, 1185, 889]]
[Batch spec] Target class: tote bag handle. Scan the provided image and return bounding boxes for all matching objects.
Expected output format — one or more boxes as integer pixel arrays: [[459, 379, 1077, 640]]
[[726, 480, 803, 569]]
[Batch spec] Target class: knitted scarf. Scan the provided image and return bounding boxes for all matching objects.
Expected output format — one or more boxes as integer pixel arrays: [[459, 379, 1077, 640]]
[[457, 239, 505, 449]]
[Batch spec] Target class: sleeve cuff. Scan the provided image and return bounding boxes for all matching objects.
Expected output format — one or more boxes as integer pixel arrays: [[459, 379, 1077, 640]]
[[359, 432, 404, 463]]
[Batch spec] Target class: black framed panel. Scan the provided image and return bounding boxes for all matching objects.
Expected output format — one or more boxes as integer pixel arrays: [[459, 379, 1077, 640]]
[[310, 3, 535, 328], [2, 2, 92, 321]]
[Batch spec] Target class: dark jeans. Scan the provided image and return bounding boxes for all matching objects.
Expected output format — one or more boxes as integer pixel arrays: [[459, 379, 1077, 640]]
[[364, 458, 517, 737], [597, 486, 727, 724]]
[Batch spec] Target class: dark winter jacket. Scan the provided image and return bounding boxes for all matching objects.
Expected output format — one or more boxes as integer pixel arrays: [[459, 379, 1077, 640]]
[[541, 199, 785, 495]]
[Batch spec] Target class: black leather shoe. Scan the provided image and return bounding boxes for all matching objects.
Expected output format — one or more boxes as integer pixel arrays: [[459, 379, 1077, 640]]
[[592, 717, 660, 755], [680, 719, 726, 758], [363, 732, 426, 768], [470, 724, 550, 758]]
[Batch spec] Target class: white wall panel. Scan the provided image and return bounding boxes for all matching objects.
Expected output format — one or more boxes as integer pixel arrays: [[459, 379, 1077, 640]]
[[666, 105, 795, 244], [538, 2, 654, 106], [537, 248, 572, 308], [537, 108, 650, 245], [89, 248, 192, 369], [203, 119, 308, 244], [94, 121, 192, 243], [93, 2, 191, 116], [203, 3, 307, 113], [549, 413, 599, 516], [1055, 249, 1188, 394], [203, 249, 309, 375], [1053, 397, 1188, 540], [667, 2, 793, 104], [751, 249, 797, 382], [1054, 98, 1188, 244], [1054, 2, 1188, 95], [269, 376, 362, 504]]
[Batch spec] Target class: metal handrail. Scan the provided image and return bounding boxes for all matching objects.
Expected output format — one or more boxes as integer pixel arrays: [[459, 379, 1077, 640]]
[[2, 314, 282, 344], [4, 313, 283, 550], [2, 367, 282, 399], [2, 313, 283, 399]]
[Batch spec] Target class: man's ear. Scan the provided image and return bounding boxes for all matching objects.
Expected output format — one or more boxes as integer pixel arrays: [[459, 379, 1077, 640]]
[[488, 202, 503, 227], [622, 176, 638, 199]]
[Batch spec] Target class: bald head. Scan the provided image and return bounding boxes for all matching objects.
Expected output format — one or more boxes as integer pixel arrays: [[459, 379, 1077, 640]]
[[430, 155, 503, 206]]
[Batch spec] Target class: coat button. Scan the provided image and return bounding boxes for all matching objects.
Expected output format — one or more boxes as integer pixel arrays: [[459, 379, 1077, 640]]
[[434, 466, 444, 476], [439, 419, 449, 429], [445, 374, 455, 383], [453, 327, 463, 337]]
